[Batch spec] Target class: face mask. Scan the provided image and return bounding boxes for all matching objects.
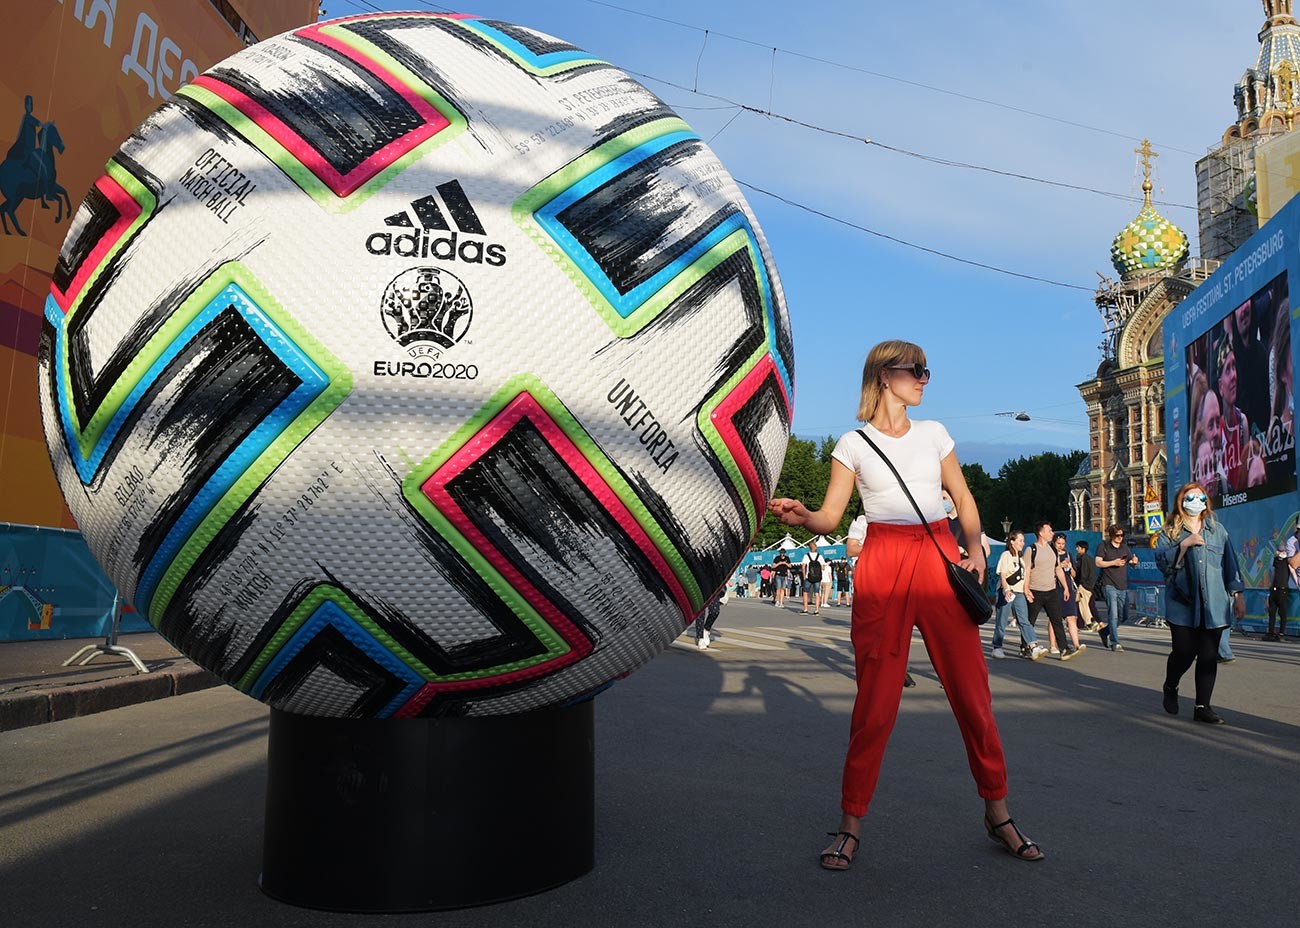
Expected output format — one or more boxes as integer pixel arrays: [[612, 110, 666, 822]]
[[942, 499, 954, 514], [1183, 495, 1208, 515]]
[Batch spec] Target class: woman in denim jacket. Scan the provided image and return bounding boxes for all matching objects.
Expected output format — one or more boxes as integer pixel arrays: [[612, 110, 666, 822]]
[[1154, 481, 1246, 724]]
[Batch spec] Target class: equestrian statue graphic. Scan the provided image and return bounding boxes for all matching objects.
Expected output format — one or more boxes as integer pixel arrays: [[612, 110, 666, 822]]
[[1, 94, 73, 236]]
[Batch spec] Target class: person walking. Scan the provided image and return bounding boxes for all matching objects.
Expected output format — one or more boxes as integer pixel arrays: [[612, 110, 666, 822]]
[[1218, 622, 1238, 664], [992, 531, 1044, 660], [1073, 539, 1098, 631], [1024, 522, 1082, 661], [944, 489, 991, 560], [770, 339, 1042, 871], [801, 540, 828, 615], [846, 514, 867, 558], [695, 595, 722, 650], [773, 548, 793, 609], [1095, 525, 1139, 651], [835, 558, 852, 607], [819, 557, 835, 611], [1266, 523, 1300, 641], [1155, 482, 1246, 724], [1052, 533, 1085, 653]]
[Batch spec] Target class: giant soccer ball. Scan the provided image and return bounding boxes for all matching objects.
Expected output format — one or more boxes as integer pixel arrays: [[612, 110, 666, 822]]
[[39, 12, 793, 717]]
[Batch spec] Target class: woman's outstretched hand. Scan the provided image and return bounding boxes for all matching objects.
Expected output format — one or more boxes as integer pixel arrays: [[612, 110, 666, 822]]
[[768, 497, 809, 526]]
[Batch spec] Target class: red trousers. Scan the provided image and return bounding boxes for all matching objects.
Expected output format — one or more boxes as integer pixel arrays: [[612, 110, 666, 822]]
[[842, 520, 1008, 817]]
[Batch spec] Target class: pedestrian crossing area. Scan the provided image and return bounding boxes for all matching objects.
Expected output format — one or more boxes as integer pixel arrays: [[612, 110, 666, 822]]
[[672, 625, 854, 653], [672, 620, 1183, 654]]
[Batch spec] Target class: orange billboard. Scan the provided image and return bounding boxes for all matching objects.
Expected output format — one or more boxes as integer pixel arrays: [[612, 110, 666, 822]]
[[1, 0, 318, 529]]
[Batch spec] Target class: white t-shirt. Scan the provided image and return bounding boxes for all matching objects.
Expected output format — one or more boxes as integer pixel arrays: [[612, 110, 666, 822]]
[[831, 421, 954, 524], [802, 552, 826, 579], [996, 550, 1025, 594], [848, 515, 868, 542]]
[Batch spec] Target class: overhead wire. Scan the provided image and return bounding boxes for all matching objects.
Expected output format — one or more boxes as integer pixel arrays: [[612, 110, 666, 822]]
[[347, 1, 1191, 210], [321, 0, 1123, 290], [579, 0, 1201, 157], [629, 69, 1194, 211], [736, 180, 1095, 291]]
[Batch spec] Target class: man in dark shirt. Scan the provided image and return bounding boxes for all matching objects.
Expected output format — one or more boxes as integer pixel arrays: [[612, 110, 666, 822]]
[[1073, 540, 1099, 631], [772, 549, 792, 610], [1095, 525, 1139, 651], [1265, 523, 1300, 641]]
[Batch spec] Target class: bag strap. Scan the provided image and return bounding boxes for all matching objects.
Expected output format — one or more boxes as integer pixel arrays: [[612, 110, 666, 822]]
[[855, 428, 953, 567]]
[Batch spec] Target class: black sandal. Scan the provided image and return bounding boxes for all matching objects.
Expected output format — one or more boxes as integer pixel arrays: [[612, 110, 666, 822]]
[[819, 831, 860, 870], [983, 815, 1044, 861]]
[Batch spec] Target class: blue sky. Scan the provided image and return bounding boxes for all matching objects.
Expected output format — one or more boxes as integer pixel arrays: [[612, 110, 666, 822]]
[[324, 0, 1257, 471]]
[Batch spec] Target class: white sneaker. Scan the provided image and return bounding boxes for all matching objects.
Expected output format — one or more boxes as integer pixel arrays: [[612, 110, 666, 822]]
[[991, 647, 1007, 659], [1031, 645, 1049, 660], [697, 630, 710, 650], [1049, 648, 1061, 655]]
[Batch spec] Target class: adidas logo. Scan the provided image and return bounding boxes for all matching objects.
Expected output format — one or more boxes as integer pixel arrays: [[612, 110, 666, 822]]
[[365, 179, 508, 266]]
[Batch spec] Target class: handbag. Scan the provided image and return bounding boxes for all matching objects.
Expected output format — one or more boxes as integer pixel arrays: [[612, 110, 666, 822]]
[[856, 429, 994, 625]]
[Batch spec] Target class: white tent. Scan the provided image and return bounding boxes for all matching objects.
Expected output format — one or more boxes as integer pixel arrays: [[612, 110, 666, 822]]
[[760, 533, 832, 551]]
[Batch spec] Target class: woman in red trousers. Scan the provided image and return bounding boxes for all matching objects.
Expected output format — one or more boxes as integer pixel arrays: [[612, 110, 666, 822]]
[[769, 340, 1043, 870]]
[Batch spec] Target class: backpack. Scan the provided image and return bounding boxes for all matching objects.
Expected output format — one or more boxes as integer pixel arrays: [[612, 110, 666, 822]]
[[806, 553, 823, 584]]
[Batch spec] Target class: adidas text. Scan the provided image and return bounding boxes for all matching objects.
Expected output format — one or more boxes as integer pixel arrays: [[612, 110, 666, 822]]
[[366, 230, 508, 265]]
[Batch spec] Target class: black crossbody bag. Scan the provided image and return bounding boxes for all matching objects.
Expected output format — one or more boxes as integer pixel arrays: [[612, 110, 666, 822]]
[[856, 429, 993, 625]]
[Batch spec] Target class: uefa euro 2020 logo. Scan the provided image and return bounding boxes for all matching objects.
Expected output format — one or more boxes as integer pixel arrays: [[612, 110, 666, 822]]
[[380, 266, 473, 357]]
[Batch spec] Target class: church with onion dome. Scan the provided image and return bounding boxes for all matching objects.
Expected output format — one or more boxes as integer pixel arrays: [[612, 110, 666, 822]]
[[1068, 143, 1220, 534], [1070, 1, 1300, 535]]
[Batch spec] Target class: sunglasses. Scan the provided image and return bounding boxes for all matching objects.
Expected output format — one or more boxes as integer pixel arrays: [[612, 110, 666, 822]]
[[886, 363, 931, 381], [1183, 493, 1208, 504]]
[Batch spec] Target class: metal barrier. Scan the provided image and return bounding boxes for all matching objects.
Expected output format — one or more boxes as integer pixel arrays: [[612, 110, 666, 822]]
[[1129, 583, 1168, 628], [62, 592, 150, 673]]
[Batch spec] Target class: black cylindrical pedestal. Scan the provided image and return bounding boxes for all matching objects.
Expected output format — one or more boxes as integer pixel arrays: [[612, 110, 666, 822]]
[[260, 700, 594, 912]]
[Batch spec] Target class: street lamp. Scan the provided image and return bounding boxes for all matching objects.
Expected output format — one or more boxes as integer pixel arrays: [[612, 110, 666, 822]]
[[1000, 517, 1012, 537], [996, 411, 1032, 422]]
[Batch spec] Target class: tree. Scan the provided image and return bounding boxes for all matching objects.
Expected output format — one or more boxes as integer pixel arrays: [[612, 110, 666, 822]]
[[753, 442, 1084, 551], [988, 450, 1088, 534], [753, 436, 858, 547], [960, 462, 995, 532]]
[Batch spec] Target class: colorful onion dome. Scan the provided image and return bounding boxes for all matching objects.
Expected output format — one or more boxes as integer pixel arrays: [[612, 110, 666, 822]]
[[1110, 140, 1189, 279]]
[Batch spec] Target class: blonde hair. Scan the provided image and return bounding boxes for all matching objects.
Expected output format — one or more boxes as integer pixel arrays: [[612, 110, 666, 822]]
[[1163, 480, 1216, 540], [857, 340, 927, 421]]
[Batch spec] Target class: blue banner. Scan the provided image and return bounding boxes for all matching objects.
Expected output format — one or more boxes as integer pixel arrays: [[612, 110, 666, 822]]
[[1164, 194, 1300, 632], [740, 544, 846, 566], [0, 523, 148, 640]]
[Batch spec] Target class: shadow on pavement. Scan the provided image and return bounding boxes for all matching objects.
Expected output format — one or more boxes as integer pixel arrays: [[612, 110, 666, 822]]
[[0, 632, 1294, 927]]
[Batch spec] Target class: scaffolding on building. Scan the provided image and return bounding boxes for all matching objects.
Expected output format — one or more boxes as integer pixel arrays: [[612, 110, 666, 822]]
[[1092, 259, 1221, 362]]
